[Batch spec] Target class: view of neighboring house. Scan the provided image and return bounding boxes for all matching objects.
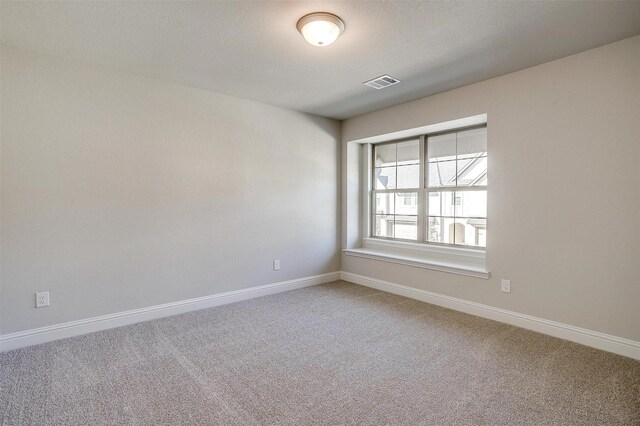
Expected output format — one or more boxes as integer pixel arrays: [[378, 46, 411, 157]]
[[374, 127, 487, 246]]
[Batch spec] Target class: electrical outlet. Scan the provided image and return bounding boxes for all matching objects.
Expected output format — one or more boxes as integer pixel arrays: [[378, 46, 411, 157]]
[[273, 259, 280, 271], [36, 291, 50, 308], [501, 279, 511, 293]]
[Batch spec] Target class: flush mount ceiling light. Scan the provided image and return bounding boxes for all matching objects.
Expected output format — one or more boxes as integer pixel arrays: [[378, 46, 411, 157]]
[[296, 12, 345, 47]]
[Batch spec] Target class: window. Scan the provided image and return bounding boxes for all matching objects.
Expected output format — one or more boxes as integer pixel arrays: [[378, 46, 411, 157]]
[[373, 139, 420, 240], [371, 126, 487, 248], [344, 115, 489, 277]]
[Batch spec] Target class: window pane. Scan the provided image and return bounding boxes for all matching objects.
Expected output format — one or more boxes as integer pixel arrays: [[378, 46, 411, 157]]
[[374, 193, 394, 215], [428, 192, 441, 216], [374, 215, 394, 238], [397, 140, 419, 165], [459, 218, 486, 248], [449, 218, 467, 245], [454, 190, 487, 218], [456, 156, 474, 172], [427, 191, 455, 216], [457, 157, 487, 186], [395, 192, 417, 215], [427, 217, 444, 243], [397, 164, 419, 189], [428, 133, 456, 162], [457, 127, 487, 159], [375, 144, 396, 167], [430, 217, 466, 244], [394, 216, 417, 240], [374, 167, 396, 189], [427, 160, 456, 188]]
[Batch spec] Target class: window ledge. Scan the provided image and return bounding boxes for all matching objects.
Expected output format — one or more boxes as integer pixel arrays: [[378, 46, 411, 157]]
[[342, 247, 490, 279], [363, 238, 485, 259]]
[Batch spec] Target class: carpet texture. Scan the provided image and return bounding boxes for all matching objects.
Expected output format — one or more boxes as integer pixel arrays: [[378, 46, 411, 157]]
[[1, 280, 639, 425]]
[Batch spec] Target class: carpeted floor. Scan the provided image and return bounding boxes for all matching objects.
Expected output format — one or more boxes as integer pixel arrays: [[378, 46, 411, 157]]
[[1, 280, 639, 425]]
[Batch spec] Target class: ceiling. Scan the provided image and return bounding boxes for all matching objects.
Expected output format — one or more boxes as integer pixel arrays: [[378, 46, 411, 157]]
[[2, 1, 640, 120]]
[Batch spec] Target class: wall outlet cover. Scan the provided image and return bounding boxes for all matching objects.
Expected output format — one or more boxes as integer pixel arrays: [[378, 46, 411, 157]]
[[36, 291, 50, 308]]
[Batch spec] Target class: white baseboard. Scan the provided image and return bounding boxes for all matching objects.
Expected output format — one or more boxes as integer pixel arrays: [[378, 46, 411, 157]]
[[340, 271, 640, 361], [0, 272, 340, 352], [4, 270, 638, 361]]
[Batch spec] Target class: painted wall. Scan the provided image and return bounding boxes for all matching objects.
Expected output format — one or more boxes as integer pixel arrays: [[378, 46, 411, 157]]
[[0, 46, 340, 334], [341, 35, 640, 341]]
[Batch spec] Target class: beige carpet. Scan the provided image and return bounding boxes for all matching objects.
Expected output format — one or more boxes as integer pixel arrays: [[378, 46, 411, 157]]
[[1, 280, 639, 425]]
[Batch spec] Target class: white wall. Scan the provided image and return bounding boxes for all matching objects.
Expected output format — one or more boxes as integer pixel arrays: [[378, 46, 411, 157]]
[[342, 36, 640, 341], [2, 35, 639, 344], [0, 46, 340, 334]]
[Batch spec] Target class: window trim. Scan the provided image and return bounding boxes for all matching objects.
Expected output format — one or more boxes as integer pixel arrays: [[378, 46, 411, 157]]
[[370, 124, 487, 250]]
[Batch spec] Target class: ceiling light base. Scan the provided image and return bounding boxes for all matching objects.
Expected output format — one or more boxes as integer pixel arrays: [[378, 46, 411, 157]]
[[297, 12, 345, 47]]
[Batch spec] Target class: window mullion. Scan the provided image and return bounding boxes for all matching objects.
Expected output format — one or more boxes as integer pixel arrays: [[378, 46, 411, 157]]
[[453, 131, 458, 244], [394, 144, 398, 238], [364, 144, 372, 240], [417, 135, 426, 243]]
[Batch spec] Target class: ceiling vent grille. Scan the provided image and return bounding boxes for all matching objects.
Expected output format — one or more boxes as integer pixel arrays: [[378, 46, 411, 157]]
[[363, 74, 401, 90]]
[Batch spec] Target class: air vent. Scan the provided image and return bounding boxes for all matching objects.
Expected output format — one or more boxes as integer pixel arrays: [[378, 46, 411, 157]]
[[363, 74, 401, 90]]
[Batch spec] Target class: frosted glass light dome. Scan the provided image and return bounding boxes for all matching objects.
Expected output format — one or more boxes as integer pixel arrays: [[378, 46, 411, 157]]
[[297, 13, 345, 47]]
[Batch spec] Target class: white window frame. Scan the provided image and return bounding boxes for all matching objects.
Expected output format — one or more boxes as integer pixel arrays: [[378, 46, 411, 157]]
[[346, 118, 489, 279], [370, 136, 424, 243], [370, 124, 487, 248], [424, 125, 488, 248]]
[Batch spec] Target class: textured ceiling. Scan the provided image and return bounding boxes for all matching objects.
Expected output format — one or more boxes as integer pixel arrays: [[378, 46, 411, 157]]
[[2, 1, 640, 120]]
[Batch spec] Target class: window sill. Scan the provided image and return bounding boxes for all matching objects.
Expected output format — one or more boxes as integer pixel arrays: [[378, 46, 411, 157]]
[[343, 239, 489, 279]]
